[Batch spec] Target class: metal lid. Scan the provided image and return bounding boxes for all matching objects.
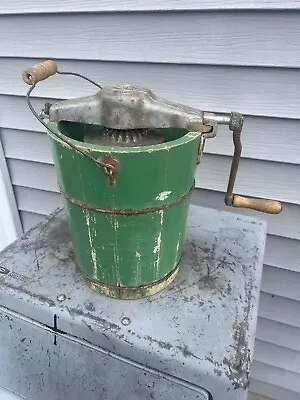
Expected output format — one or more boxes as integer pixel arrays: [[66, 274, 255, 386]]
[[48, 84, 212, 133]]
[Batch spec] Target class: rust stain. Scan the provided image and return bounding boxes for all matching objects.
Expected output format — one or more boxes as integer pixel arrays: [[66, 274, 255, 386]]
[[66, 306, 120, 332], [176, 345, 201, 360], [205, 277, 253, 389], [142, 336, 201, 361], [97, 154, 120, 186], [144, 335, 173, 350], [84, 301, 96, 312], [2, 281, 56, 307], [222, 320, 251, 389]]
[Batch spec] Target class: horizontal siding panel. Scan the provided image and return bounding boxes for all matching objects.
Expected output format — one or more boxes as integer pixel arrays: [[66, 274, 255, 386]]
[[7, 159, 58, 192], [1, 96, 299, 165], [205, 116, 300, 164], [6, 154, 299, 205], [2, 0, 300, 13], [1, 129, 53, 164], [259, 293, 300, 328], [250, 378, 300, 400], [261, 265, 300, 299], [0, 96, 58, 132], [195, 154, 300, 205], [251, 362, 300, 393], [3, 58, 300, 122], [1, 12, 300, 67], [248, 393, 272, 400], [265, 236, 300, 273], [256, 318, 300, 352], [254, 340, 300, 374], [20, 211, 45, 232], [192, 189, 300, 239], [14, 186, 62, 215], [191, 189, 300, 240]]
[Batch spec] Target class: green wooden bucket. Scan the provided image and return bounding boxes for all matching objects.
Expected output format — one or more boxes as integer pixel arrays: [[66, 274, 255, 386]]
[[48, 122, 203, 299]]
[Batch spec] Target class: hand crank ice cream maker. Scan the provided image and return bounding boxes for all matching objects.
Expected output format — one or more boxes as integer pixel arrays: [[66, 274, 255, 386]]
[[22, 60, 282, 299]]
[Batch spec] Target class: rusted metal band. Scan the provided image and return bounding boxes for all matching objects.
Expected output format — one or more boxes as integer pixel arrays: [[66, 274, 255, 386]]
[[82, 262, 180, 299], [59, 182, 195, 216]]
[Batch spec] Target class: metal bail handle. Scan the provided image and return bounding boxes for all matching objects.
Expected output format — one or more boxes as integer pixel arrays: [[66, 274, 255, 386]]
[[224, 112, 282, 215], [21, 60, 119, 184]]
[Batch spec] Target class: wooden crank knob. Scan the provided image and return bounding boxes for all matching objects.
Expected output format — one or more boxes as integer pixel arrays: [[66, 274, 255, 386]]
[[22, 60, 57, 85], [232, 195, 282, 214]]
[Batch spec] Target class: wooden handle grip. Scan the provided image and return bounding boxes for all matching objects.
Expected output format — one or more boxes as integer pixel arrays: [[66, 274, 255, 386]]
[[22, 60, 57, 85], [232, 195, 282, 214]]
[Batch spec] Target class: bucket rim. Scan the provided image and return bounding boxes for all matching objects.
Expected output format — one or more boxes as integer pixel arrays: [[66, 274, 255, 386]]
[[47, 122, 202, 154]]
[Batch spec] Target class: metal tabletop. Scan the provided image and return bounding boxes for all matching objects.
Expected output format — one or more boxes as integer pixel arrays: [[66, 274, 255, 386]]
[[0, 205, 266, 400]]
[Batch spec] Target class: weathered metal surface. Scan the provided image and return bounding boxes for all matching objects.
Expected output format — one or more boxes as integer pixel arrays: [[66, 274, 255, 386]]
[[48, 85, 214, 133], [0, 308, 209, 400], [48, 122, 201, 298], [0, 205, 267, 400]]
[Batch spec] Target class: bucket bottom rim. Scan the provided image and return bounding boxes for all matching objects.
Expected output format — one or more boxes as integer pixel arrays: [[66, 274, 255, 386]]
[[82, 262, 180, 300]]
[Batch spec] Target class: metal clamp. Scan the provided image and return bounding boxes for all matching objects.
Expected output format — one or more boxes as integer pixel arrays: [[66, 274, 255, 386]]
[[203, 112, 282, 214]]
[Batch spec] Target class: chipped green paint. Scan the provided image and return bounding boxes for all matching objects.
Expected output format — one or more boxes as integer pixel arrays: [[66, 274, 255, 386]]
[[47, 121, 203, 299]]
